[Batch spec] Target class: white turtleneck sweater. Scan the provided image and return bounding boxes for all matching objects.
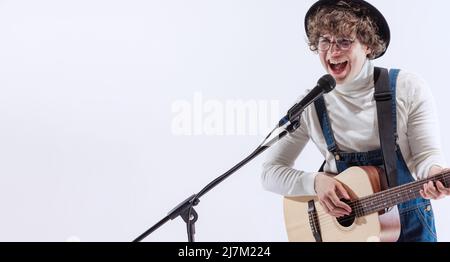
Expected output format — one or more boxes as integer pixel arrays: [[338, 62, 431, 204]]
[[261, 59, 446, 196]]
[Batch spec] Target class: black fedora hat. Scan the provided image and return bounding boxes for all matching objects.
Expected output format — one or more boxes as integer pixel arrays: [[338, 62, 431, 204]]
[[305, 0, 390, 59]]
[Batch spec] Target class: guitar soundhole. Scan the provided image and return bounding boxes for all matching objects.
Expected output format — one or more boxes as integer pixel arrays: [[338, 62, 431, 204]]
[[336, 199, 355, 228], [336, 214, 356, 228]]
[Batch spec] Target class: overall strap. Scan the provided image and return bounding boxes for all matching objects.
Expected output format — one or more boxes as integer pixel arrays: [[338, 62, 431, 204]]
[[374, 67, 400, 189], [389, 69, 401, 137], [314, 96, 340, 154]]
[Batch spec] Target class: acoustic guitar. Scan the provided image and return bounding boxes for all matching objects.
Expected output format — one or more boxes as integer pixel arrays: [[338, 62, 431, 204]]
[[284, 166, 449, 242]]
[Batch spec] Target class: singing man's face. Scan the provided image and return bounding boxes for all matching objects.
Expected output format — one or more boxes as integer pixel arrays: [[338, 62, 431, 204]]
[[318, 34, 371, 85]]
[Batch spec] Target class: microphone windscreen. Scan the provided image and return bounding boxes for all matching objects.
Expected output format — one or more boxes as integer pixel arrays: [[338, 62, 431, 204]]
[[317, 74, 336, 93]]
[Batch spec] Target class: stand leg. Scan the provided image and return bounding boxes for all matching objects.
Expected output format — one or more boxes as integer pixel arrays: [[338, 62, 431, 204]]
[[181, 207, 198, 242]]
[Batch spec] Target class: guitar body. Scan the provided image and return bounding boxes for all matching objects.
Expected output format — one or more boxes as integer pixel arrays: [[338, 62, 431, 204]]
[[284, 166, 401, 242]]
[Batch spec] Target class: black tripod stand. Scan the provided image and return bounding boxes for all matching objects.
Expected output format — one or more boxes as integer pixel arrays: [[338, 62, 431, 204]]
[[133, 122, 296, 242]]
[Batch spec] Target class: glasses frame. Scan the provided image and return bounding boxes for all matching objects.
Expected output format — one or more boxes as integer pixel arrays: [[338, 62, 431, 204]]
[[317, 37, 355, 52]]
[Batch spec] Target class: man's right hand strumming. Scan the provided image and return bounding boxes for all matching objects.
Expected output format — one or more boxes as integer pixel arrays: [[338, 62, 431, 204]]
[[315, 173, 352, 218]]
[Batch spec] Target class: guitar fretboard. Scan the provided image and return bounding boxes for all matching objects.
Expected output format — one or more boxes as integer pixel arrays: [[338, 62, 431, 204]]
[[350, 171, 450, 217]]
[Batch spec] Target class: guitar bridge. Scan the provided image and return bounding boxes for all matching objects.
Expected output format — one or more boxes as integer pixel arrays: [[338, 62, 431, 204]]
[[308, 200, 323, 242]]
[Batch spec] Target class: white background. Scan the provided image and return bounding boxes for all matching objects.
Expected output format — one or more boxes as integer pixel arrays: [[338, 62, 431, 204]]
[[0, 0, 449, 242]]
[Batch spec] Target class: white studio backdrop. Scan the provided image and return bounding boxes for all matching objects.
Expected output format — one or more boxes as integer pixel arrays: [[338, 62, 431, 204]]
[[0, 0, 449, 242]]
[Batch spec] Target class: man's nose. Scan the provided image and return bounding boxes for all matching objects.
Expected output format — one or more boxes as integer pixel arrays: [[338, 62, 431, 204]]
[[329, 42, 342, 55]]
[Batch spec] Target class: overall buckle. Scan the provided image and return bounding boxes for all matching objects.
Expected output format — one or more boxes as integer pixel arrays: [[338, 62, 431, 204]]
[[374, 91, 392, 102]]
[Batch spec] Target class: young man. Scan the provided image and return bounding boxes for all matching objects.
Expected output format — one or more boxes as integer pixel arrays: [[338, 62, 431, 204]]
[[261, 0, 450, 242]]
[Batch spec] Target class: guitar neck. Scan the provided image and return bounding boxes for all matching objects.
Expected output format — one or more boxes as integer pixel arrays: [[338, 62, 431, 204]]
[[353, 171, 450, 217]]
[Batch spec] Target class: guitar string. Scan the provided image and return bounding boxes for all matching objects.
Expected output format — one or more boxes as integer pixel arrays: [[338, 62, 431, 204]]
[[292, 182, 442, 236], [285, 173, 450, 236], [311, 176, 448, 225], [302, 176, 450, 231], [312, 172, 449, 220], [310, 189, 421, 228], [317, 180, 432, 220], [297, 174, 449, 228], [307, 190, 419, 229]]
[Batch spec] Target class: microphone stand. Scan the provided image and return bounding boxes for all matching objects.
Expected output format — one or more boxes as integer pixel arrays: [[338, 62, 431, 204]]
[[133, 119, 301, 242]]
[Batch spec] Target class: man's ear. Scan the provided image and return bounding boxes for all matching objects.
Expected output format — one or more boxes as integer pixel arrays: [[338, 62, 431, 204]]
[[365, 46, 372, 56]]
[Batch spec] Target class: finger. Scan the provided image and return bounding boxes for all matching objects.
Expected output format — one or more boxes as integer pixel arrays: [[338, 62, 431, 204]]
[[332, 198, 352, 214], [422, 184, 428, 194], [322, 198, 347, 217], [424, 182, 439, 199], [319, 200, 330, 213], [422, 184, 434, 199], [428, 181, 436, 188], [428, 181, 441, 196], [333, 208, 351, 217], [424, 183, 437, 198], [323, 199, 335, 214], [336, 183, 351, 200], [420, 189, 430, 199], [326, 204, 349, 217], [328, 191, 351, 214], [328, 207, 348, 218], [436, 181, 450, 195]]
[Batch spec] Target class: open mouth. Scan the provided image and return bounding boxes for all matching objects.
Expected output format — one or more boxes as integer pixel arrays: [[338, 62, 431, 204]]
[[328, 60, 348, 75]]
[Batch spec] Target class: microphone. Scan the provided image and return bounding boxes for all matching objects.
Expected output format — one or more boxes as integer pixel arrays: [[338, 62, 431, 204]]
[[279, 74, 336, 127]]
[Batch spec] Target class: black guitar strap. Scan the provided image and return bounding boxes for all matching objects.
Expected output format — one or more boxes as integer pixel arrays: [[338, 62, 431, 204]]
[[374, 67, 398, 190]]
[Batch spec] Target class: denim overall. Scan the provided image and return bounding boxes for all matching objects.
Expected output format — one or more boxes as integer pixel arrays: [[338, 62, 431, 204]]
[[314, 69, 437, 242]]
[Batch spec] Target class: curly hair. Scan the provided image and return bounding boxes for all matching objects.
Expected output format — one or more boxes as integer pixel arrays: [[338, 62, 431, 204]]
[[306, 1, 386, 59]]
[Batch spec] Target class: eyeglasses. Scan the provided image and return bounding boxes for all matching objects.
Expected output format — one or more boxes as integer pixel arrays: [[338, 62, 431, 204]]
[[317, 37, 355, 52]]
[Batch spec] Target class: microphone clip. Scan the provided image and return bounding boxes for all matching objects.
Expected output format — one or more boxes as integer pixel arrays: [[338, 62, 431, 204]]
[[286, 117, 301, 133]]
